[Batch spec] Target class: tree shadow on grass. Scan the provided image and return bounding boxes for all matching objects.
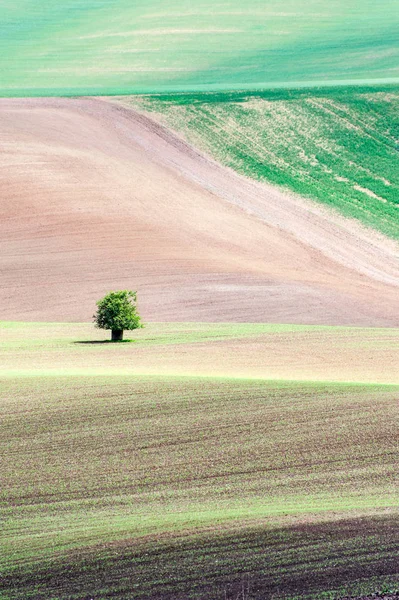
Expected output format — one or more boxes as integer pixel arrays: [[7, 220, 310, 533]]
[[74, 340, 136, 344]]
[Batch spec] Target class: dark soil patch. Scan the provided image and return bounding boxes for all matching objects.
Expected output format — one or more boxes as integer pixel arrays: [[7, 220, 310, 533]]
[[3, 515, 398, 599]]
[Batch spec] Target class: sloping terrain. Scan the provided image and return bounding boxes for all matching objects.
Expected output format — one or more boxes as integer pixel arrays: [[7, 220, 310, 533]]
[[0, 96, 398, 325], [1, 321, 398, 600], [2, 362, 398, 599], [1, 0, 398, 96], [123, 87, 399, 239], [2, 323, 398, 598]]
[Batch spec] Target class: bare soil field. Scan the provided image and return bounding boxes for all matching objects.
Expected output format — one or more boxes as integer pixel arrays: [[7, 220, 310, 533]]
[[1, 96, 398, 325]]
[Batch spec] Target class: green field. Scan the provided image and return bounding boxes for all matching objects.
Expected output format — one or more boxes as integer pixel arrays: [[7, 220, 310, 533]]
[[124, 86, 399, 239], [1, 323, 398, 598], [1, 0, 399, 96]]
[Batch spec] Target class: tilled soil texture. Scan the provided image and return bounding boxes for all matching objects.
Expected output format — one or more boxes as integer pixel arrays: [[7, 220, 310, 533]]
[[341, 595, 399, 600], [2, 375, 398, 599], [1, 97, 398, 325], [4, 516, 398, 600]]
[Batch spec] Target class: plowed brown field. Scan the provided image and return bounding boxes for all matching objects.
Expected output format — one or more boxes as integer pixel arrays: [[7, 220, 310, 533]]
[[1, 97, 398, 325], [2, 372, 398, 599]]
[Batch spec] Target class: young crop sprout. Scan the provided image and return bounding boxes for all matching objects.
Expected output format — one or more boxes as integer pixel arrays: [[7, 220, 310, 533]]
[[93, 290, 143, 341]]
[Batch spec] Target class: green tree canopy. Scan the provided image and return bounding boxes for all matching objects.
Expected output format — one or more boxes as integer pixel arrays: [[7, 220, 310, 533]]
[[93, 290, 143, 341]]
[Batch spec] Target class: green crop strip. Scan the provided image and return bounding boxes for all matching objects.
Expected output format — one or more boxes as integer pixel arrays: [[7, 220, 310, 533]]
[[124, 86, 399, 239], [1, 321, 398, 385]]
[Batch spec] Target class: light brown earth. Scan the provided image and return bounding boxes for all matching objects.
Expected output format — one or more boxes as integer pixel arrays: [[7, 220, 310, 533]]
[[1, 96, 398, 325]]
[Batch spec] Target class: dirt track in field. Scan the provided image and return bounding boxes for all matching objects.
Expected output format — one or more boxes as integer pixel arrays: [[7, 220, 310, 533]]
[[1, 96, 398, 325]]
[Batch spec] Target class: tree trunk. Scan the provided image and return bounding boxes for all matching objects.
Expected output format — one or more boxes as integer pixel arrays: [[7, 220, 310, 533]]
[[111, 329, 124, 341]]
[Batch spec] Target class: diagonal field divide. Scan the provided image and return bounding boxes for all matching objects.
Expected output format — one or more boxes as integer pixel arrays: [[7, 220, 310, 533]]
[[123, 87, 399, 240], [1, 97, 398, 326]]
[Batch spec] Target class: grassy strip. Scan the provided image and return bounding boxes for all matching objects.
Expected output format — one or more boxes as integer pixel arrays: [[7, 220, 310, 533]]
[[0, 321, 335, 348], [1, 322, 397, 384]]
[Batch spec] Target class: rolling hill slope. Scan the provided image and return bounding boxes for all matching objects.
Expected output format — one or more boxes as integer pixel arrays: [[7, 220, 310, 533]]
[[125, 87, 399, 239], [3, 373, 398, 600], [0, 96, 398, 324]]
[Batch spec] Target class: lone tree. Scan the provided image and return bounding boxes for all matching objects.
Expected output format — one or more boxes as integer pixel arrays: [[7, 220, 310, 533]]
[[94, 290, 143, 341]]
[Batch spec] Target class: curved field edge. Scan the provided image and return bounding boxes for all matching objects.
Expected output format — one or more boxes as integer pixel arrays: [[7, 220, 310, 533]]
[[1, 374, 398, 599], [119, 86, 399, 239]]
